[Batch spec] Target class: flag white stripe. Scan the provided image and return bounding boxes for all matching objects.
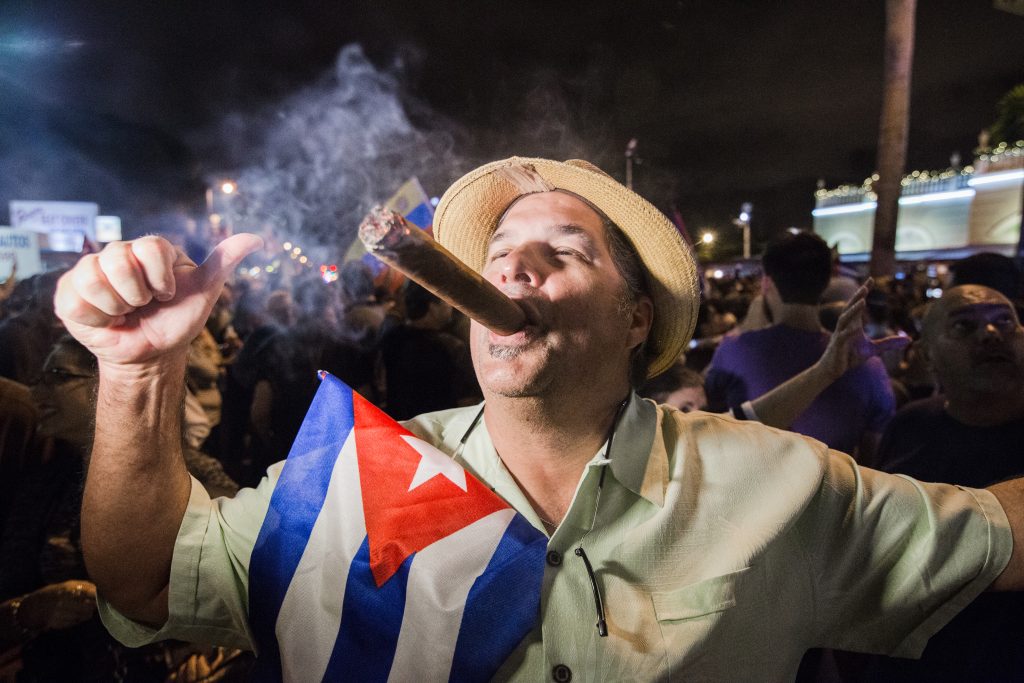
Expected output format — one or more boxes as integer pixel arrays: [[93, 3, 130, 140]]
[[276, 431, 365, 683], [387, 508, 517, 683]]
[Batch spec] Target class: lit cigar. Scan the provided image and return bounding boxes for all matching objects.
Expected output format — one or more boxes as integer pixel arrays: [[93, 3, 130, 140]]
[[358, 206, 527, 335]]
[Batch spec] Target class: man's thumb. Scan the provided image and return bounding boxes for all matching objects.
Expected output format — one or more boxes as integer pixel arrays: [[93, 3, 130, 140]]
[[197, 234, 264, 287]]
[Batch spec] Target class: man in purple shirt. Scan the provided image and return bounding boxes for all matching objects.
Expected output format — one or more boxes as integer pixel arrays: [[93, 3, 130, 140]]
[[705, 232, 894, 461]]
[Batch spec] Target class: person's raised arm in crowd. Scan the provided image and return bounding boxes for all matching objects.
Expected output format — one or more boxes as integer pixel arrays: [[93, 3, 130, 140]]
[[645, 282, 907, 430], [749, 281, 908, 430], [52, 234, 262, 626]]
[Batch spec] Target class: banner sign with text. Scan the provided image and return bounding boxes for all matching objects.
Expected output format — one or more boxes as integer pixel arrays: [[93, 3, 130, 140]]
[[10, 200, 98, 252], [0, 228, 43, 281]]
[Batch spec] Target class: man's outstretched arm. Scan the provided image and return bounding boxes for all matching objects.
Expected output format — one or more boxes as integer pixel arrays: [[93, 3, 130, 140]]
[[987, 480, 1024, 591], [54, 234, 262, 625]]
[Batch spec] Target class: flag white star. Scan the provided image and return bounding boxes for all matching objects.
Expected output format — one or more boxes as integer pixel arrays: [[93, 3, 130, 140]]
[[403, 435, 468, 492]]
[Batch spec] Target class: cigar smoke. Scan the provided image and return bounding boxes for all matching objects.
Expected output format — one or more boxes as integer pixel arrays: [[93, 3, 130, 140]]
[[215, 45, 469, 263], [1, 36, 634, 256]]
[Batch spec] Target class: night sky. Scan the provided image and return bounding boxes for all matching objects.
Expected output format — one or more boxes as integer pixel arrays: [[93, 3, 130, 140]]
[[2, 1, 1022, 258]]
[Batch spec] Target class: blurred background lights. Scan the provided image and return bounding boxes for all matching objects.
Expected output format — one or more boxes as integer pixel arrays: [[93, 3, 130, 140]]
[[320, 263, 339, 283]]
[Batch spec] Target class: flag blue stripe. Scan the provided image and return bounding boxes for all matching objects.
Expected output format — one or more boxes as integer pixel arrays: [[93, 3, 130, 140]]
[[321, 536, 411, 682], [448, 514, 547, 682], [248, 374, 354, 681], [360, 251, 387, 276], [404, 202, 434, 229]]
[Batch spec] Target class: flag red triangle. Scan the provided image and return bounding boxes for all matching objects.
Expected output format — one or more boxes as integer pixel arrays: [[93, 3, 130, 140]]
[[352, 393, 508, 587]]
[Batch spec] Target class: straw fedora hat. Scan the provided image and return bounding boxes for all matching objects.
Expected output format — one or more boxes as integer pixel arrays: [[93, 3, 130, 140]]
[[433, 156, 699, 378]]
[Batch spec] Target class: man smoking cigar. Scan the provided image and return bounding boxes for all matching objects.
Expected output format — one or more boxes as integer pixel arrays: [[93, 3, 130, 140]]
[[55, 158, 1024, 681]]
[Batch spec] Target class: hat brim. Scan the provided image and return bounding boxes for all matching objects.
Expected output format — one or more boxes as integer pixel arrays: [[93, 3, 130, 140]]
[[433, 157, 699, 378]]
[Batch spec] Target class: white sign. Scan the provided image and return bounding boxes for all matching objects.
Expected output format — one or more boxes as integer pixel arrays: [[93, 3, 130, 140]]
[[9, 200, 98, 252], [0, 228, 43, 281], [95, 215, 122, 242]]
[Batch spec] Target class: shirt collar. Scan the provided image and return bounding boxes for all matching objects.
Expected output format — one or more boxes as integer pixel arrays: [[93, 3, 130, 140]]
[[605, 393, 666, 508], [441, 392, 667, 509]]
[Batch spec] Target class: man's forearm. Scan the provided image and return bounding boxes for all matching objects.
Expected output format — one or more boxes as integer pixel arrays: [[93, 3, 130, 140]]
[[749, 360, 835, 430], [988, 478, 1024, 591], [81, 354, 192, 625]]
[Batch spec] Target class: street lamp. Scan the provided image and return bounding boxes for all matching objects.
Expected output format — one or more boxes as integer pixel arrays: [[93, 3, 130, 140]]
[[625, 138, 638, 190], [206, 179, 237, 210], [206, 179, 239, 240], [732, 202, 752, 260], [698, 230, 717, 262]]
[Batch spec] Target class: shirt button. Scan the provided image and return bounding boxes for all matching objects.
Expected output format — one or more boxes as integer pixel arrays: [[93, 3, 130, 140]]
[[546, 550, 562, 566], [552, 664, 572, 682]]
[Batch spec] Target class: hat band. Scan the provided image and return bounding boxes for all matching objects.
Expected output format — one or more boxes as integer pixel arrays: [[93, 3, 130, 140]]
[[494, 164, 556, 194]]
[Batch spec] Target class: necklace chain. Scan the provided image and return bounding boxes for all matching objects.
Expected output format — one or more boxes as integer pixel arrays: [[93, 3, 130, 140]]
[[537, 513, 559, 530]]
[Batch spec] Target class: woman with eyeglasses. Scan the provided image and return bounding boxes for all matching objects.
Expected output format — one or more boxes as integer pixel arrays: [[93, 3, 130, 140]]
[[0, 336, 245, 682]]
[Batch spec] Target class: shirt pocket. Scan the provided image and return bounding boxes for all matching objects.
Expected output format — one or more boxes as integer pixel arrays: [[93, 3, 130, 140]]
[[651, 567, 751, 622], [652, 566, 780, 679]]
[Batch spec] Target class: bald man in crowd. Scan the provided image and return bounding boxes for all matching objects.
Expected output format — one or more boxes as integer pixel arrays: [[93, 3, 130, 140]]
[[867, 284, 1024, 681]]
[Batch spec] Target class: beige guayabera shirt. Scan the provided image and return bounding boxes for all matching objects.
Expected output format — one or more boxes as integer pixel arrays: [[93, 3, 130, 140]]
[[100, 395, 1011, 682]]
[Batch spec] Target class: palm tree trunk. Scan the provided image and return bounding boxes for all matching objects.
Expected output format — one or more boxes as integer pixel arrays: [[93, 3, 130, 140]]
[[870, 0, 916, 278]]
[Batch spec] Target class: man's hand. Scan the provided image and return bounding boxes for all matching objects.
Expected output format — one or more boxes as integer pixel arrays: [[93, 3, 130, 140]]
[[818, 280, 910, 381], [54, 234, 263, 368], [749, 280, 910, 432], [17, 580, 97, 634]]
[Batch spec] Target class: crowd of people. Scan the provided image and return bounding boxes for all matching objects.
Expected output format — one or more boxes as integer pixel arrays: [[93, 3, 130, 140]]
[[1, 208, 1023, 680], [0, 259, 485, 680], [650, 237, 1024, 681]]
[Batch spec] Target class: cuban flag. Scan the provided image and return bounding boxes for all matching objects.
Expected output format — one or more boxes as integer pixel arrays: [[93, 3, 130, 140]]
[[384, 176, 434, 231], [343, 176, 436, 279], [248, 372, 546, 682]]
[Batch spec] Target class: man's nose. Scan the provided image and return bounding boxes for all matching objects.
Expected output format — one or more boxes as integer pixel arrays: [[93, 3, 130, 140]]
[[979, 321, 1005, 341], [499, 247, 542, 287]]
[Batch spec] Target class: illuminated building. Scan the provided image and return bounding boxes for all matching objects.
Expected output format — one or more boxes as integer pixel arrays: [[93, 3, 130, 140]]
[[813, 142, 1023, 260]]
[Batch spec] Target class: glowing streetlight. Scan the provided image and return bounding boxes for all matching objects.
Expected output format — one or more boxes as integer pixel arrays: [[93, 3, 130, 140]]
[[732, 202, 752, 259], [625, 138, 638, 190], [701, 232, 715, 245], [206, 180, 238, 239]]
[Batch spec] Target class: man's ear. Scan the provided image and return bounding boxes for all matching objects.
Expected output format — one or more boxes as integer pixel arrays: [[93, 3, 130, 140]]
[[626, 295, 654, 350]]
